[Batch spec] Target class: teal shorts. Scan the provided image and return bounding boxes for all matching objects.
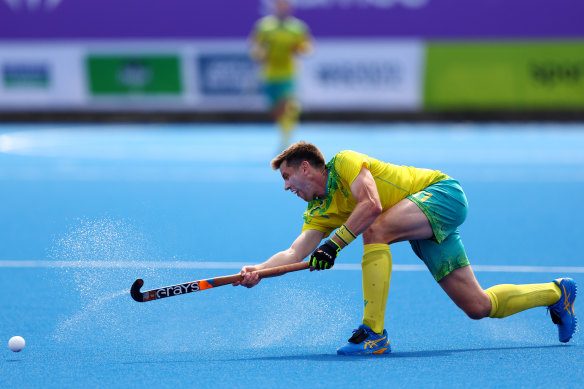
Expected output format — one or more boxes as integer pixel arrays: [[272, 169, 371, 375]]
[[407, 179, 470, 282], [264, 80, 294, 107]]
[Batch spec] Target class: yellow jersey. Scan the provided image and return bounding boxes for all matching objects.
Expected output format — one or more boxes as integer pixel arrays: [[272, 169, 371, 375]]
[[301, 150, 449, 237], [252, 15, 311, 81]]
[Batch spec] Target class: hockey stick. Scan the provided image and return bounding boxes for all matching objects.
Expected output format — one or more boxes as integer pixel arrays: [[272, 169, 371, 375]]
[[130, 261, 310, 302]]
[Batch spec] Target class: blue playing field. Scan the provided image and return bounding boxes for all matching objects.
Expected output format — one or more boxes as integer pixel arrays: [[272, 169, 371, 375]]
[[1, 122, 583, 388]]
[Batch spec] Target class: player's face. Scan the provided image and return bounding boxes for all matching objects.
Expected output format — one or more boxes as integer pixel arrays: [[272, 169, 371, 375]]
[[280, 161, 313, 201], [274, 0, 292, 18]]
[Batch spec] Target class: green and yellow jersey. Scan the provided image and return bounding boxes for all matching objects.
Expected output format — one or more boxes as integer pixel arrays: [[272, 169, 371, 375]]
[[301, 150, 450, 237], [252, 15, 311, 81]]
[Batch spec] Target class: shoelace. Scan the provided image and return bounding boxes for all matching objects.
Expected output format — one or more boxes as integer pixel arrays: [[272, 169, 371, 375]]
[[348, 328, 370, 344], [548, 283, 574, 325], [561, 285, 573, 314]]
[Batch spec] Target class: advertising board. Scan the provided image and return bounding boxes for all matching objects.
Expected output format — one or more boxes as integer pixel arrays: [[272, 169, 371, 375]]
[[425, 42, 584, 109]]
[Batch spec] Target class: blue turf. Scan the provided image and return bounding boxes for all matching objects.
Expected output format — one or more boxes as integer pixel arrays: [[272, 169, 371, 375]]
[[1, 123, 583, 387]]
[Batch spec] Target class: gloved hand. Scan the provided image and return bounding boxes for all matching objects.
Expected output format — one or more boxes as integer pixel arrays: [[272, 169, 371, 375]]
[[309, 239, 341, 270]]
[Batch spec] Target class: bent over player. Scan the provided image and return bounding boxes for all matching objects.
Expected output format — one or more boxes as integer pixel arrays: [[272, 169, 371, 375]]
[[234, 141, 577, 355]]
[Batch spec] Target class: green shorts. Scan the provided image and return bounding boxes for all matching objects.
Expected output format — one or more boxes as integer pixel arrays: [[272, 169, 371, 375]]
[[407, 179, 470, 282], [264, 80, 294, 107]]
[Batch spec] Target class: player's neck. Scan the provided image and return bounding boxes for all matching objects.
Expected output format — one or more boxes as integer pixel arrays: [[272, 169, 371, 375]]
[[313, 168, 329, 199]]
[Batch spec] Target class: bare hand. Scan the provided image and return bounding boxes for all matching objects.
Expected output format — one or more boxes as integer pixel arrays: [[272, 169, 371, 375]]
[[232, 266, 261, 288]]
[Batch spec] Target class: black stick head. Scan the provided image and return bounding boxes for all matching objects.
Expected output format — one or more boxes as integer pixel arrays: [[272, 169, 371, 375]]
[[130, 279, 145, 302]]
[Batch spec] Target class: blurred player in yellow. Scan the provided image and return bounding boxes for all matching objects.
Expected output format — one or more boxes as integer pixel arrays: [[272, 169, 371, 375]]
[[234, 141, 577, 355], [250, 0, 313, 151]]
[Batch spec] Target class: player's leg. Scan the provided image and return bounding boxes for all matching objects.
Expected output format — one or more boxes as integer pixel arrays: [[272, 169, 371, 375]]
[[337, 197, 432, 355], [360, 243, 391, 334], [417, 224, 577, 341], [364, 197, 434, 245], [413, 229, 563, 320], [264, 81, 291, 152], [440, 262, 576, 342], [404, 178, 491, 319], [437, 264, 492, 319], [407, 181, 577, 341], [483, 282, 561, 319], [440, 266, 567, 321], [337, 242, 392, 355], [361, 197, 434, 330], [411, 230, 483, 314], [270, 80, 298, 151], [354, 178, 468, 334], [276, 99, 297, 150], [272, 99, 288, 125], [483, 276, 577, 343], [438, 263, 564, 321]]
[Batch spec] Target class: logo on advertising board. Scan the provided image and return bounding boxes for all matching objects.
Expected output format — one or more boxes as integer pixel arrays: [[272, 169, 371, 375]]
[[87, 55, 182, 95], [198, 54, 260, 96], [530, 61, 584, 87], [299, 42, 424, 110], [318, 61, 402, 87], [2, 0, 63, 11], [2, 63, 50, 88]]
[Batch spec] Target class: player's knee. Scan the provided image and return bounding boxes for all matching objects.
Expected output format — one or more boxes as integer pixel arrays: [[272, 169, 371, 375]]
[[363, 224, 392, 245], [465, 310, 486, 320], [462, 301, 490, 320]]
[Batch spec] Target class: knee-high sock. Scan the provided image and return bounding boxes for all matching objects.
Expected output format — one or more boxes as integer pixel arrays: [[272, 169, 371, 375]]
[[485, 282, 561, 318], [362, 243, 392, 334]]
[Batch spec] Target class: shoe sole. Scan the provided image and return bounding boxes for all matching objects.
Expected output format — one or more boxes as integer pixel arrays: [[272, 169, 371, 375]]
[[337, 344, 391, 356], [337, 349, 390, 356]]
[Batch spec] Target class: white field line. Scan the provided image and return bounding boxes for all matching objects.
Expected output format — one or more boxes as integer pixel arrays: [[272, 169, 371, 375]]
[[1, 260, 583, 273]]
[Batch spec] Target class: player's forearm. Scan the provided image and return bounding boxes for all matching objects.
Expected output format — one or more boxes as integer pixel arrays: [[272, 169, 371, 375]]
[[295, 41, 313, 55], [255, 249, 302, 270], [332, 200, 381, 248], [249, 43, 266, 62]]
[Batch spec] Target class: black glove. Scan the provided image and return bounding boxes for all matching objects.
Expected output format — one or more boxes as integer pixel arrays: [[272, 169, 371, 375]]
[[309, 239, 341, 270]]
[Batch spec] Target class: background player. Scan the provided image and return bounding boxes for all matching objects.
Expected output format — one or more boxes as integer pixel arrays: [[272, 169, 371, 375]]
[[250, 0, 313, 151], [233, 141, 577, 355]]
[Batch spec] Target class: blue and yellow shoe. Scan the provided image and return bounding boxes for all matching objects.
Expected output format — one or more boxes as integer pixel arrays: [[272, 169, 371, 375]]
[[548, 278, 577, 343], [337, 324, 390, 355]]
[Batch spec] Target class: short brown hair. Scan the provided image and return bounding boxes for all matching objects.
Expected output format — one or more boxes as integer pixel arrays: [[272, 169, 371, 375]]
[[270, 141, 326, 170]]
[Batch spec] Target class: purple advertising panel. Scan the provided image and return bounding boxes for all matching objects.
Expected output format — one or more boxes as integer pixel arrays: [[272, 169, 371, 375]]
[[1, 0, 583, 40]]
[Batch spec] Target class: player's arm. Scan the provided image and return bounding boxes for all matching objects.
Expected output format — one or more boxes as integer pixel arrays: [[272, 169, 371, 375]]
[[250, 40, 266, 62], [256, 229, 324, 269], [234, 229, 324, 287], [249, 29, 267, 62], [309, 167, 382, 270], [334, 166, 382, 248], [294, 37, 313, 56], [293, 22, 314, 56]]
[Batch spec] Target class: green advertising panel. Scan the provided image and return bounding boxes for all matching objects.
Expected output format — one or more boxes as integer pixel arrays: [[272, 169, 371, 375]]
[[88, 55, 182, 95], [425, 42, 584, 109]]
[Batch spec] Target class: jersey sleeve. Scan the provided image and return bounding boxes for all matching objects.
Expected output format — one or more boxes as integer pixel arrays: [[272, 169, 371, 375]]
[[252, 16, 272, 43], [252, 20, 264, 42], [333, 150, 372, 188]]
